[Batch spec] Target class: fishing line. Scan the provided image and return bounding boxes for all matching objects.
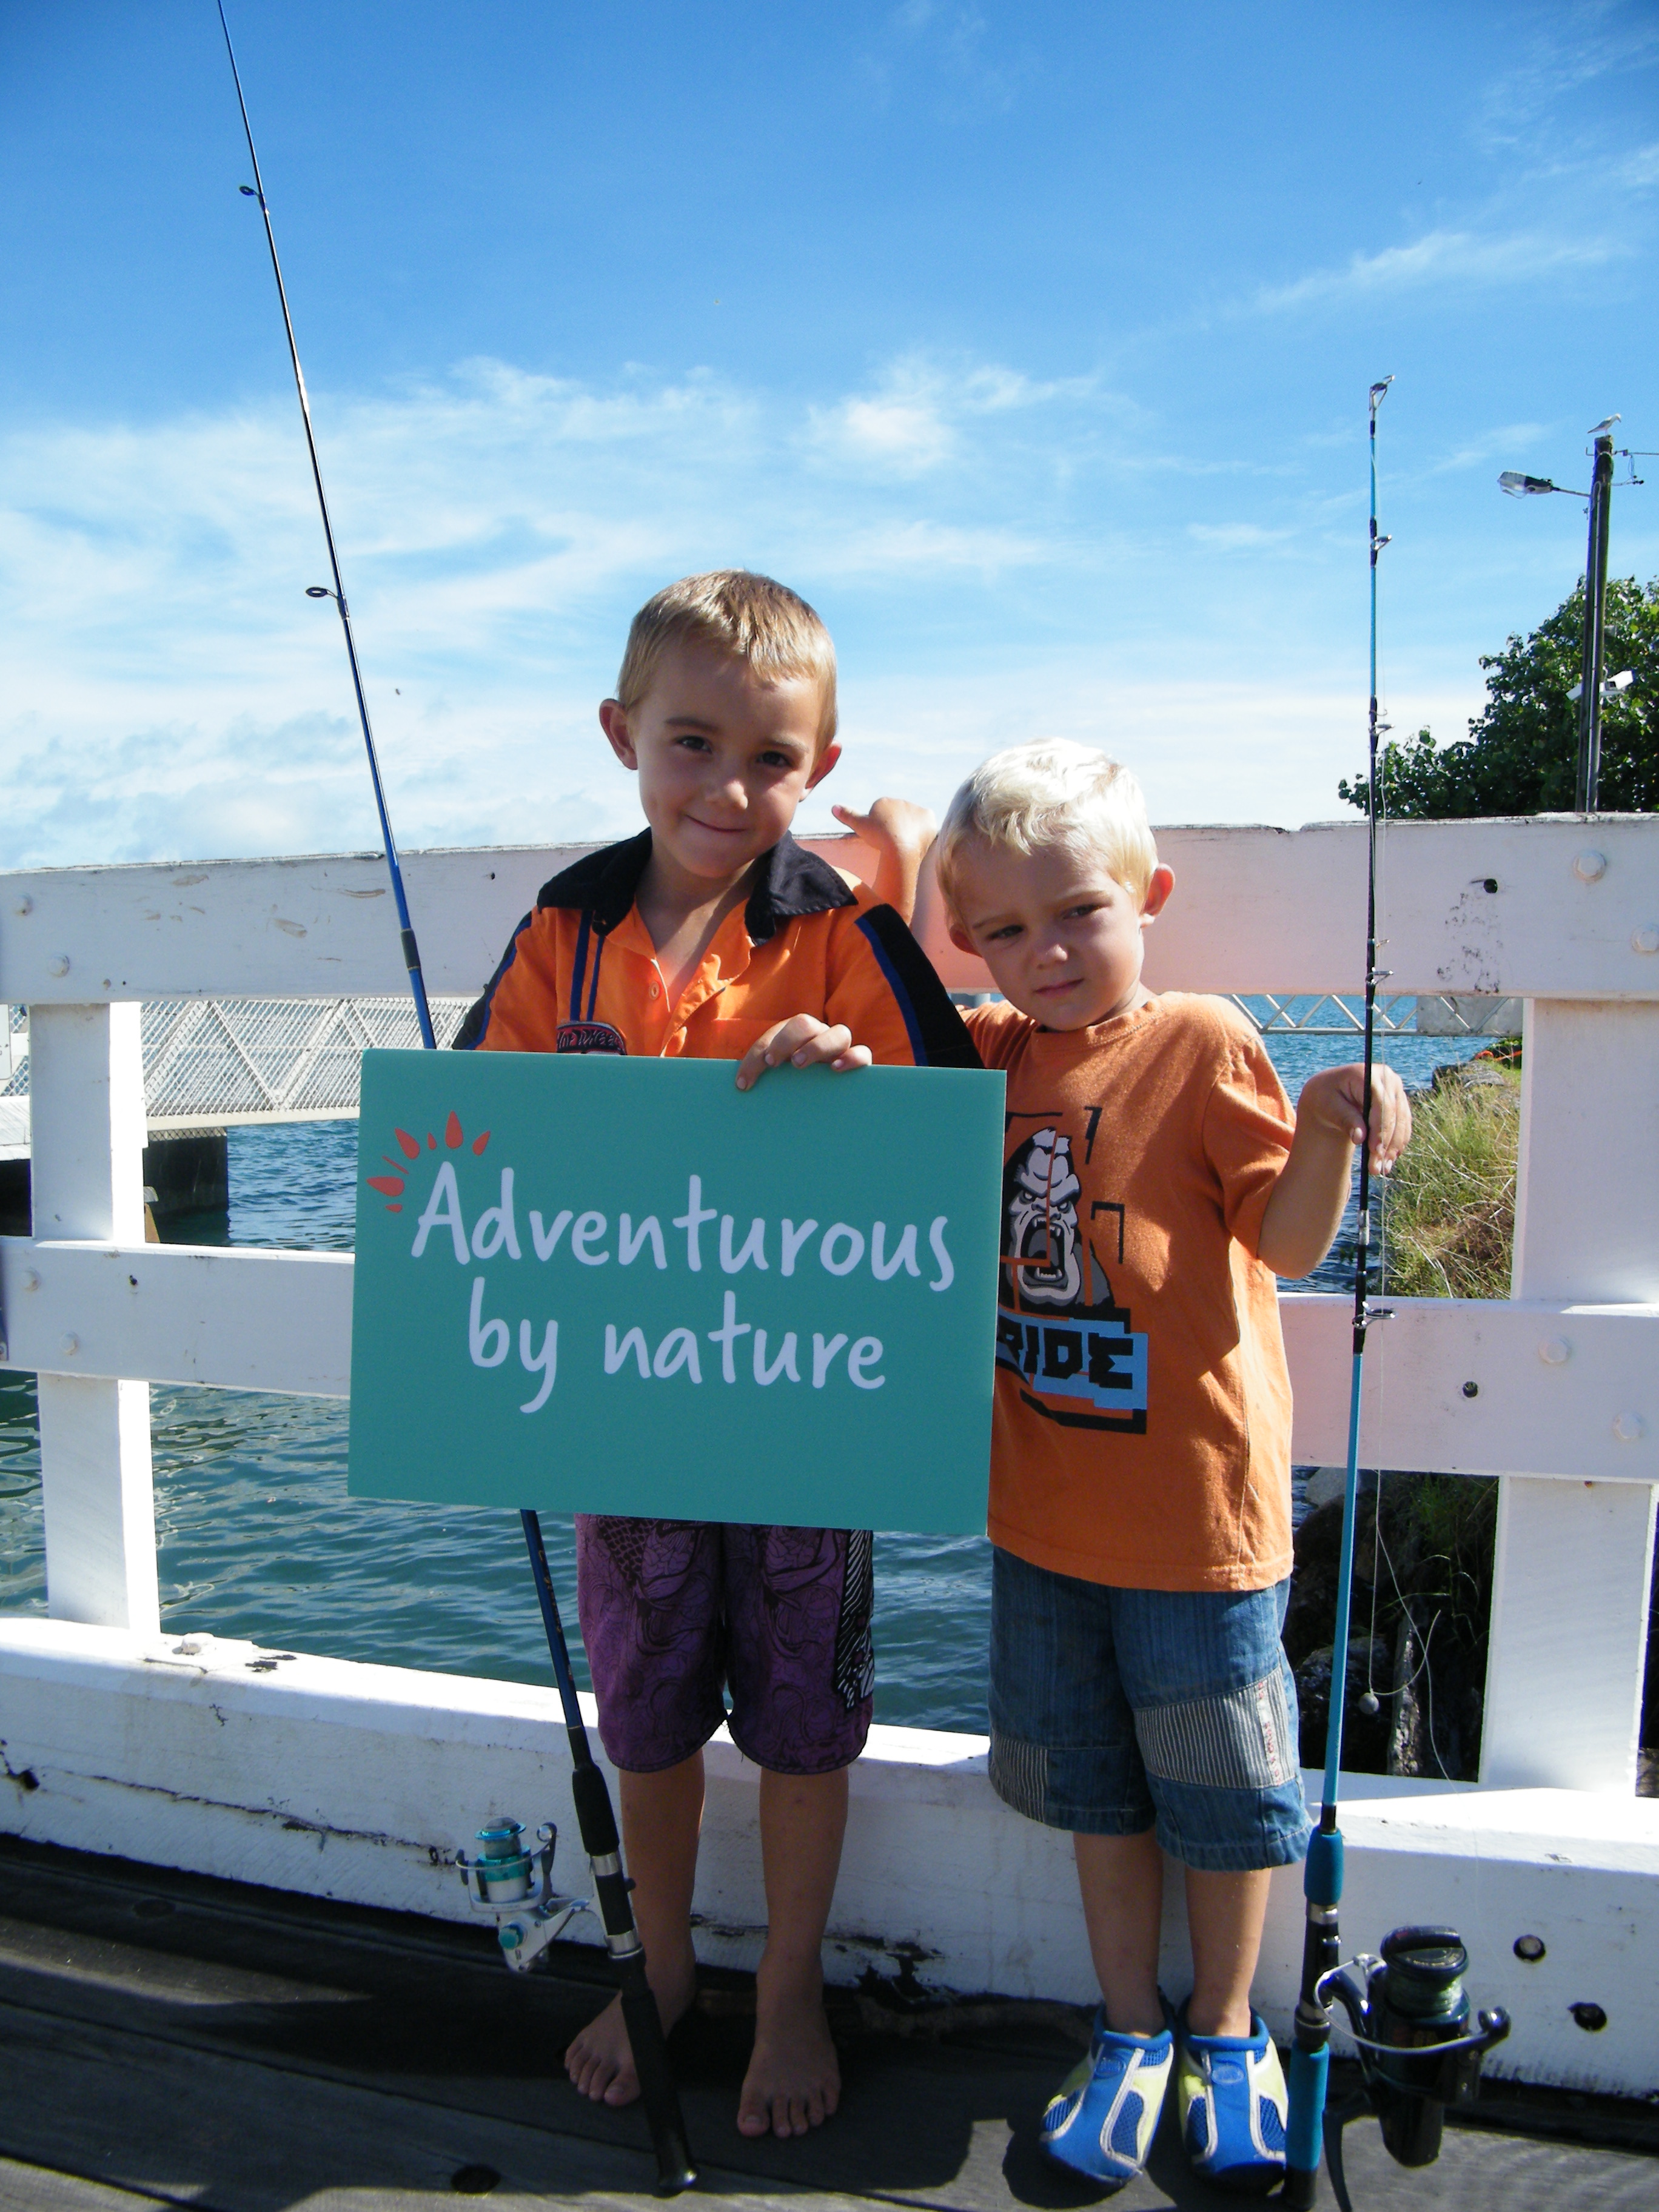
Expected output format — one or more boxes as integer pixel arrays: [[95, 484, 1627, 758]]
[[214, 8, 694, 2187], [215, 0, 436, 1048]]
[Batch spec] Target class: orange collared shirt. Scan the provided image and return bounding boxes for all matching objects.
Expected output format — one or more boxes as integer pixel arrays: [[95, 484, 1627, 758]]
[[457, 831, 978, 1071]]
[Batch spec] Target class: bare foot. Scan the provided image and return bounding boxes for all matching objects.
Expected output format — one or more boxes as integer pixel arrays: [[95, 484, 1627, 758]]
[[565, 1949, 697, 2107], [737, 1962, 841, 2139]]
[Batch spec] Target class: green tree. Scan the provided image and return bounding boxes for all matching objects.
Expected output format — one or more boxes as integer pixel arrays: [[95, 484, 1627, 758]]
[[1339, 575, 1659, 816]]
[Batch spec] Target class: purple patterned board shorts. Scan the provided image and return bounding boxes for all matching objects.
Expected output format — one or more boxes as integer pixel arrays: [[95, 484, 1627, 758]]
[[574, 1516, 875, 1776]]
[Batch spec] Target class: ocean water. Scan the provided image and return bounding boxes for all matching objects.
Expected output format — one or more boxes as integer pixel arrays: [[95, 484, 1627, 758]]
[[0, 1030, 1487, 1732]]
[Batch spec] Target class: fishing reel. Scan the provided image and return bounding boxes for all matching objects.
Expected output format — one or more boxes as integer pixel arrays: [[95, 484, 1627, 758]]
[[1315, 1926, 1510, 2212], [456, 1817, 589, 1973]]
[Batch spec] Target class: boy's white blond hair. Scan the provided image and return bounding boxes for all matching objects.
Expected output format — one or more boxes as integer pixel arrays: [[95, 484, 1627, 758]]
[[935, 739, 1159, 914]]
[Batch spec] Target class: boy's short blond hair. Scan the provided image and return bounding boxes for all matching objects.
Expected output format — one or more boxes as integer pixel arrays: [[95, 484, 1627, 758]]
[[615, 570, 838, 751], [935, 739, 1159, 913]]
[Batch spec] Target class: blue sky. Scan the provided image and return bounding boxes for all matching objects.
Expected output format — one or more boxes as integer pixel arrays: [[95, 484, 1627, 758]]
[[2, 0, 1656, 868]]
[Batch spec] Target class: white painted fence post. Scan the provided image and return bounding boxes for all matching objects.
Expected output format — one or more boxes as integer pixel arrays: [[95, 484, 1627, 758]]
[[30, 1003, 161, 1634], [1480, 999, 1659, 1791]]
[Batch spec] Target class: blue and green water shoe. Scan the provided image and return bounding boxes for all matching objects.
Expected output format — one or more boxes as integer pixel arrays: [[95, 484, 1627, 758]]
[[1041, 2007, 1174, 2188], [1174, 2003, 1288, 2191]]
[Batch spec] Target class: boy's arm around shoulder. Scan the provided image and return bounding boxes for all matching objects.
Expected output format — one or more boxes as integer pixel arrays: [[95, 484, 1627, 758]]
[[830, 799, 936, 925]]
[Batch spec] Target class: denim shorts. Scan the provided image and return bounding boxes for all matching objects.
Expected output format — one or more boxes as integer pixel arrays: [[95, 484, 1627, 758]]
[[988, 1547, 1310, 1872]]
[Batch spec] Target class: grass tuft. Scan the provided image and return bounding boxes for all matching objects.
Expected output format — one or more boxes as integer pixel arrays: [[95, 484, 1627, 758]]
[[1382, 1061, 1519, 1300]]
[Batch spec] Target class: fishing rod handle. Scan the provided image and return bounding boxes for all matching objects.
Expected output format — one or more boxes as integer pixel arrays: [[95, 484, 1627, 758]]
[[569, 1760, 623, 1862], [570, 1769, 697, 2193], [617, 1954, 699, 2193]]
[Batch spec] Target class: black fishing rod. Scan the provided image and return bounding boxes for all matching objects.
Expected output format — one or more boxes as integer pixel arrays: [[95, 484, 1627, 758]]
[[521, 1512, 697, 2190], [216, 7, 695, 2188], [1282, 380, 1507, 2211]]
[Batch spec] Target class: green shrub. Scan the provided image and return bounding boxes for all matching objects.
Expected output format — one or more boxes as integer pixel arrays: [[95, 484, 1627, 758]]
[[1383, 1066, 1519, 1300]]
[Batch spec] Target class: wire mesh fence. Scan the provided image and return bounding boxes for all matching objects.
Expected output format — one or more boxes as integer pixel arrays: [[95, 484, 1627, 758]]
[[1, 997, 472, 1122], [0, 991, 1520, 1125]]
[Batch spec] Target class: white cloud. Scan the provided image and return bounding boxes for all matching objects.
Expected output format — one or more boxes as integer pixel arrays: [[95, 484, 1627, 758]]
[[2, 353, 1114, 868], [1427, 423, 1551, 474], [808, 355, 1102, 475], [1474, 5, 1659, 154], [1253, 227, 1620, 313], [825, 392, 957, 472], [1187, 523, 1296, 551], [0, 348, 1513, 874], [1616, 141, 1659, 190]]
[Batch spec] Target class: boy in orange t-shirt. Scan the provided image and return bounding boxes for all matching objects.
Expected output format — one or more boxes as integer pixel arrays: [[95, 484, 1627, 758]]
[[459, 571, 977, 2142], [926, 740, 1410, 2193]]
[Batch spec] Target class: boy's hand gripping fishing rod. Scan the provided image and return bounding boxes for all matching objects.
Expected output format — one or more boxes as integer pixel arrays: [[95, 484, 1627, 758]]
[[1281, 379, 1506, 2211], [216, 7, 695, 2189]]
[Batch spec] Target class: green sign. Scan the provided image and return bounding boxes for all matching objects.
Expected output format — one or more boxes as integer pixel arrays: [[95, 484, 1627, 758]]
[[348, 1050, 1006, 1532]]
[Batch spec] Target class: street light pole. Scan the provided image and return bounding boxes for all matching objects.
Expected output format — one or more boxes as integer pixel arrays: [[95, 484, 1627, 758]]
[[1498, 413, 1632, 816], [1577, 429, 1616, 811]]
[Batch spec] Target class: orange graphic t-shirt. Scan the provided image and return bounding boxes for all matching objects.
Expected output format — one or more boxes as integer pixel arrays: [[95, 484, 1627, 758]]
[[965, 993, 1296, 1594]]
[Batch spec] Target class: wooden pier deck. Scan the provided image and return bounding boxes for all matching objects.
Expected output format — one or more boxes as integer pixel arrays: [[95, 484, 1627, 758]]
[[1, 1839, 1653, 2212]]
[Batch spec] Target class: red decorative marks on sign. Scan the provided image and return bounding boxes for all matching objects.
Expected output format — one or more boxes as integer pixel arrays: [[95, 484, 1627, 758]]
[[427, 1132, 437, 1149], [367, 1175, 404, 1198], [386, 1204, 403, 1213], [446, 1111, 464, 1150], [472, 1130, 491, 1155], [394, 1128, 421, 1159]]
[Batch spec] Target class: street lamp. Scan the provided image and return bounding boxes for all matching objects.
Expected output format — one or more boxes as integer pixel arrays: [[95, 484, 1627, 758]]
[[1497, 417, 1623, 811]]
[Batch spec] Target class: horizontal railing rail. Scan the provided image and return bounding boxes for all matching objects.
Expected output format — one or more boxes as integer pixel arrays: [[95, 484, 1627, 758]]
[[2, 816, 1657, 1006]]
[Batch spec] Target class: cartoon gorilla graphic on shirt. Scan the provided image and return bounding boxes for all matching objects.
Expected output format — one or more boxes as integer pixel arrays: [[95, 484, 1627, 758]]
[[1004, 1127, 1084, 1307], [999, 1126, 1149, 1432]]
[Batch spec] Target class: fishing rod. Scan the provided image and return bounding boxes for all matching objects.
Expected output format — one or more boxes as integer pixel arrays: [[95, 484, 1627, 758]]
[[520, 1512, 697, 2190], [215, 7, 695, 2189], [215, 0, 434, 1048], [1281, 379, 1507, 2211]]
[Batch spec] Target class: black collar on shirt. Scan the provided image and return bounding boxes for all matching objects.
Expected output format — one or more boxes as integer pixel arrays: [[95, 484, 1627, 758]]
[[535, 830, 858, 945]]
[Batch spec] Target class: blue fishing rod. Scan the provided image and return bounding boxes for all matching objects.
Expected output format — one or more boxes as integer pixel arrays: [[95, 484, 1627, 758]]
[[1282, 379, 1507, 2211], [216, 8, 695, 2189]]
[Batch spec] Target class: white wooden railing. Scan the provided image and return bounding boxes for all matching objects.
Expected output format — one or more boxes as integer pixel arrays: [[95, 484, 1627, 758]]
[[2, 818, 1655, 1793]]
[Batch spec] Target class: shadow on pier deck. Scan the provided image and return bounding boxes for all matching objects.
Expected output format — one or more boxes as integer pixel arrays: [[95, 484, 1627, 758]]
[[1, 1839, 1654, 2212]]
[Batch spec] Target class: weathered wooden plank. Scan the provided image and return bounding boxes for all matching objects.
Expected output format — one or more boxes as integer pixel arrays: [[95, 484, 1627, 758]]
[[2, 1974, 1653, 2212], [5, 818, 1659, 1005], [0, 848, 588, 1008], [7, 1627, 1659, 2096], [25, 1007, 159, 1637], [911, 816, 1659, 999], [5, 1831, 1655, 2212], [5, 1240, 1655, 1485], [0, 1240, 353, 1397], [0, 2000, 746, 2212], [1481, 997, 1659, 1791], [1278, 1294, 1659, 1483]]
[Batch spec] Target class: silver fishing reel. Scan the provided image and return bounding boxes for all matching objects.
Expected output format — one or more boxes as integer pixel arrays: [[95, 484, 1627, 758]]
[[457, 1817, 588, 1972]]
